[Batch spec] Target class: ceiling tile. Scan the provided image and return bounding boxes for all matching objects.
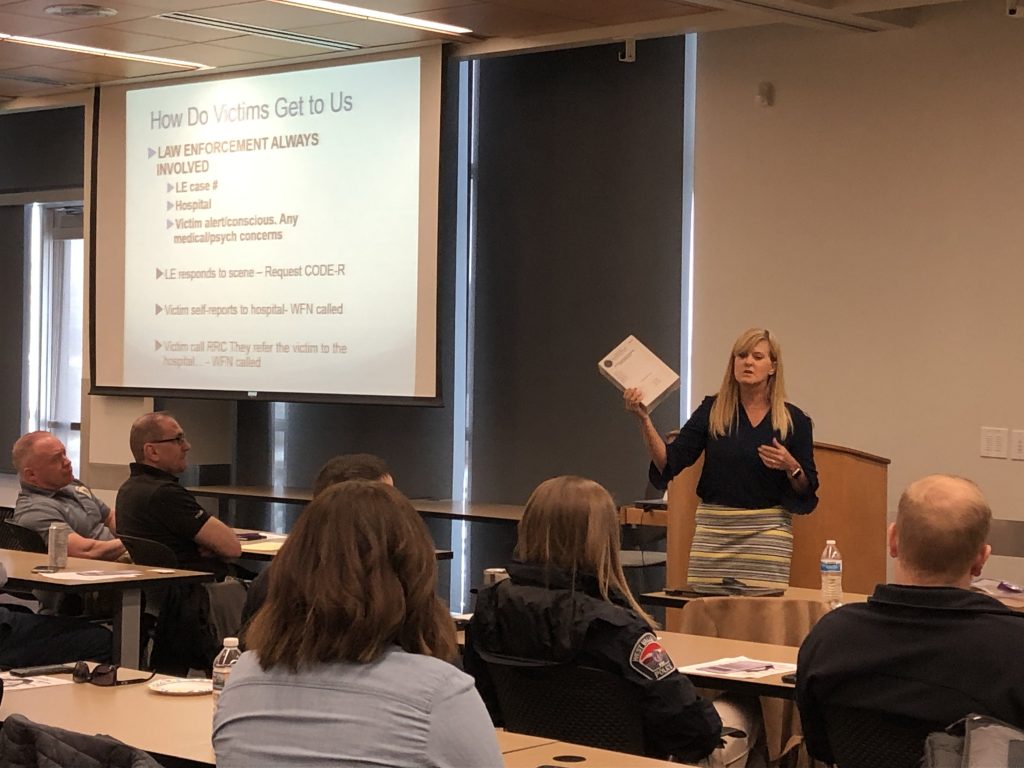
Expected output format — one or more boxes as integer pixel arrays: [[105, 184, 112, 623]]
[[140, 38, 296, 64], [1, 0, 161, 27], [291, 16, 433, 45], [39, 25, 199, 50], [485, 0, 707, 26], [0, 38, 81, 65], [412, 3, 588, 37], [103, 14, 248, 42], [192, 1, 344, 29], [2, 61, 111, 81], [0, 8, 79, 34]]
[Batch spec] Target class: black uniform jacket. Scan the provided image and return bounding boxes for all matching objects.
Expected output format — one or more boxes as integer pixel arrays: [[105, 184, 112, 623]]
[[464, 561, 722, 762]]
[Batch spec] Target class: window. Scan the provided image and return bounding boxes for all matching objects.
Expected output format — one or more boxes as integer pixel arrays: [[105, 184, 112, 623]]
[[25, 203, 84, 467]]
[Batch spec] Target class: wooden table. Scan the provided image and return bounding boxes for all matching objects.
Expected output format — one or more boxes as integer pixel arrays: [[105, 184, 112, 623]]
[[195, 486, 658, 530], [234, 529, 453, 561], [504, 741, 685, 767], [0, 672, 560, 766], [657, 630, 797, 699], [0, 549, 212, 668], [191, 486, 526, 524]]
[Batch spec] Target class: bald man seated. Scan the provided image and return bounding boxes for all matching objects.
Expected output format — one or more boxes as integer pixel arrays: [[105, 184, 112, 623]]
[[115, 412, 240, 577], [796, 474, 1024, 765], [12, 431, 126, 561]]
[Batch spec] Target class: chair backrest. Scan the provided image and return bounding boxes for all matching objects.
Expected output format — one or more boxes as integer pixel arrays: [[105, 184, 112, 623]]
[[121, 535, 178, 568], [0, 521, 47, 553], [824, 705, 940, 768], [0, 713, 162, 767], [484, 656, 646, 756]]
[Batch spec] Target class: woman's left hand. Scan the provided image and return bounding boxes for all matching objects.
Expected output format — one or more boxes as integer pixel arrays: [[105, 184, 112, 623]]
[[757, 438, 798, 474]]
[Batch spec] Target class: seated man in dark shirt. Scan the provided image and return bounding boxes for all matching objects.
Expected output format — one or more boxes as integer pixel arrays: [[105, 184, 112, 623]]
[[797, 474, 1024, 765], [239, 453, 392, 630], [115, 412, 240, 576]]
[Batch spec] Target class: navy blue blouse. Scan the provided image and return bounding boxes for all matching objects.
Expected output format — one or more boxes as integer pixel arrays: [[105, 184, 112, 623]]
[[649, 395, 819, 515]]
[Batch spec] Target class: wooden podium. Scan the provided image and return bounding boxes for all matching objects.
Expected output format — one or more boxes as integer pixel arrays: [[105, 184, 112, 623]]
[[664, 442, 890, 611]]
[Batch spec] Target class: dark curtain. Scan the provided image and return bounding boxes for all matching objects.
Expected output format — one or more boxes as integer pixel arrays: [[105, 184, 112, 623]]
[[470, 38, 687, 507]]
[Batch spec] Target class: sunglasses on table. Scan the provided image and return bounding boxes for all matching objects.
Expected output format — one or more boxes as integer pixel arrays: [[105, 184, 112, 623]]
[[72, 661, 156, 687]]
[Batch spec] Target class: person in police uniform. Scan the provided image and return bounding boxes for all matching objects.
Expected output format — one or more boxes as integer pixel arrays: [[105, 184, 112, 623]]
[[465, 475, 757, 765]]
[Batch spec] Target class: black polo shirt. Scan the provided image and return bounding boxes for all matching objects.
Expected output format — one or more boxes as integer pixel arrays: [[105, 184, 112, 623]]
[[116, 462, 224, 577]]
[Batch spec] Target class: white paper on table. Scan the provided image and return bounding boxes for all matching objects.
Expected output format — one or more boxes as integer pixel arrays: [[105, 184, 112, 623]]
[[0, 673, 74, 690], [36, 569, 143, 582], [677, 656, 796, 678]]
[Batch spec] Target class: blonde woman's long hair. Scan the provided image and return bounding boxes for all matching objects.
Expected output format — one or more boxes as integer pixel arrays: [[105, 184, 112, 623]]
[[708, 327, 792, 440], [514, 475, 656, 628]]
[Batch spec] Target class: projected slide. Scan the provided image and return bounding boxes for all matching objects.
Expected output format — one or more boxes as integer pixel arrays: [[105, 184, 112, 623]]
[[119, 55, 433, 398]]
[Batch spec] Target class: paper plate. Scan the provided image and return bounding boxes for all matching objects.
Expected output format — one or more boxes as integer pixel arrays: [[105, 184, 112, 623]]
[[149, 678, 213, 696]]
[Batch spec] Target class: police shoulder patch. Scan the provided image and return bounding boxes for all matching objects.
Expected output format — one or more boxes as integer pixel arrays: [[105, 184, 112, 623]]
[[629, 632, 676, 681]]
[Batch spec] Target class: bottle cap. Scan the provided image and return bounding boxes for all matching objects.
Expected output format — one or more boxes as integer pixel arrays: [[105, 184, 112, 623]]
[[223, 637, 239, 647]]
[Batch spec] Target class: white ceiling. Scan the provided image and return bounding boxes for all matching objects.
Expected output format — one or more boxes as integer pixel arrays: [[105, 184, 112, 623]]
[[0, 0, 955, 100]]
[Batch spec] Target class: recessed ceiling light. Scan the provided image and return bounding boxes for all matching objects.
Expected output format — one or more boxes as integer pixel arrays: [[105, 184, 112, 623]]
[[45, 4, 118, 17], [0, 32, 211, 69], [158, 13, 360, 51], [266, 0, 472, 36]]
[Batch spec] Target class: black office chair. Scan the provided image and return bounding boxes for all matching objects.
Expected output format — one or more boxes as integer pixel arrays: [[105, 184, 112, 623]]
[[823, 705, 940, 768], [0, 521, 47, 553], [0, 714, 162, 767], [120, 535, 178, 568], [484, 654, 647, 756]]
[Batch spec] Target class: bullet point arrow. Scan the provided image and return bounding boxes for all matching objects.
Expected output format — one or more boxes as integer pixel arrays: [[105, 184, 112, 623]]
[[154, 340, 162, 351], [166, 183, 173, 193], [155, 304, 163, 315], [156, 268, 163, 279], [166, 220, 174, 229], [166, 200, 173, 211], [148, 148, 156, 159]]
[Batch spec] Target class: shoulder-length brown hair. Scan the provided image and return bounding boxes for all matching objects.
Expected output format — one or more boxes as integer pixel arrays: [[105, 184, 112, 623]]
[[246, 480, 456, 670], [515, 475, 656, 627]]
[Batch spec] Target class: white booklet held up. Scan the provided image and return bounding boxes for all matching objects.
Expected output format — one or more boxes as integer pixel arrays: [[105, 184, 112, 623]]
[[599, 335, 680, 412]]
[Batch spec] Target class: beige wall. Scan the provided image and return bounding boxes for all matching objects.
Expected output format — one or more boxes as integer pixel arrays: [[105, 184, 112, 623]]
[[693, 1, 1024, 579]]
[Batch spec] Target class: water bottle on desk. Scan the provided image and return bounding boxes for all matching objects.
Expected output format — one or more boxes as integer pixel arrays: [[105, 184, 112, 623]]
[[820, 539, 843, 609], [212, 637, 241, 706]]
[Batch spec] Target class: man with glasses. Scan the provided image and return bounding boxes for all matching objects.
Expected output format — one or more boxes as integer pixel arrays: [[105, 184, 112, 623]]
[[116, 412, 241, 577], [11, 431, 126, 561]]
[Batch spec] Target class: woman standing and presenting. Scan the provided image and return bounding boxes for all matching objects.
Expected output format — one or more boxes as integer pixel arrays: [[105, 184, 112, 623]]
[[624, 328, 818, 588]]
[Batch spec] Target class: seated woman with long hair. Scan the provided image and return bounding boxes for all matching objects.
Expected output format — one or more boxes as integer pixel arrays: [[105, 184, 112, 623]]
[[214, 480, 502, 768], [464, 475, 733, 765]]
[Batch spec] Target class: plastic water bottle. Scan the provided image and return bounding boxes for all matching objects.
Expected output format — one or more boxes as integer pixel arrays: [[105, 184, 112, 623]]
[[212, 637, 241, 705], [820, 540, 843, 609]]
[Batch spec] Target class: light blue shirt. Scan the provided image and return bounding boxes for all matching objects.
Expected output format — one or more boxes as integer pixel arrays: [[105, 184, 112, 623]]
[[213, 647, 502, 768]]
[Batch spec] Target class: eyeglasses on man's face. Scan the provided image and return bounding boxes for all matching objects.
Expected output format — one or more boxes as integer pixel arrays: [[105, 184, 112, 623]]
[[72, 661, 156, 687], [148, 433, 187, 446]]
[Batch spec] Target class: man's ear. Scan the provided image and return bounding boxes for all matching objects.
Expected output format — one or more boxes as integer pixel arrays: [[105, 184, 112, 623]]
[[970, 543, 992, 578], [887, 522, 899, 559]]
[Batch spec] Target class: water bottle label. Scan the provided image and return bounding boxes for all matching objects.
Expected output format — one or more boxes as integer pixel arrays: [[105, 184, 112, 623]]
[[820, 561, 842, 573]]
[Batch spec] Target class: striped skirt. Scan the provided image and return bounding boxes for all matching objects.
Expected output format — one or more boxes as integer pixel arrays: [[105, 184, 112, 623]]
[[687, 504, 793, 588]]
